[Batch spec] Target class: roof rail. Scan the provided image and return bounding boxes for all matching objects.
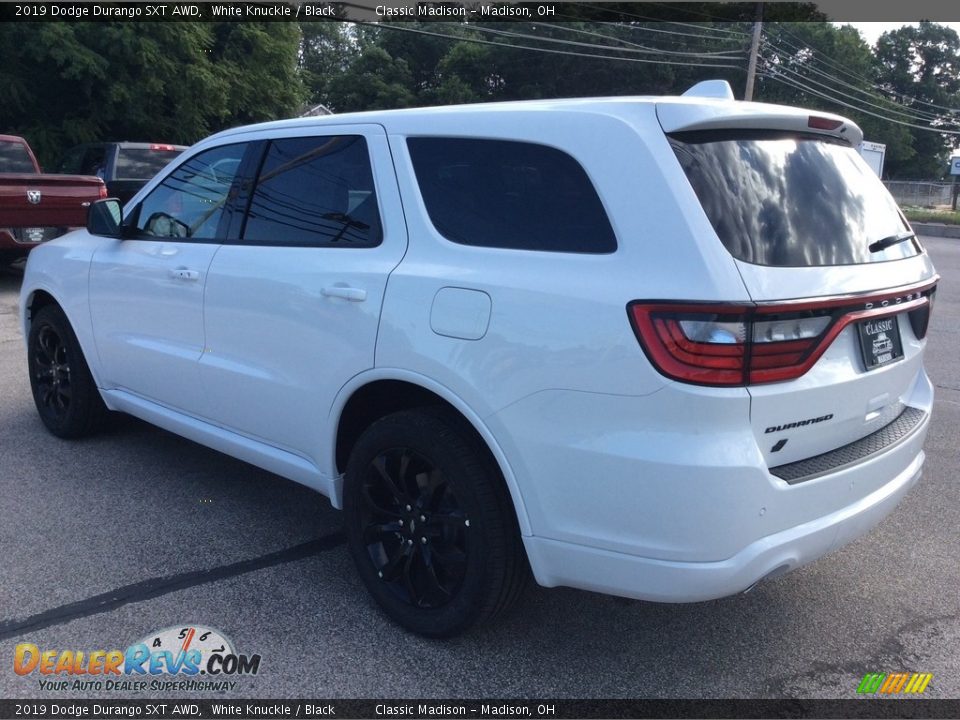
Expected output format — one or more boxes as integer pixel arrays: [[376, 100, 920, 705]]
[[681, 80, 735, 100]]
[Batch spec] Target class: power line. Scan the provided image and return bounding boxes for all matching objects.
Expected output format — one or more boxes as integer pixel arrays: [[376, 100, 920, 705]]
[[772, 23, 960, 115], [470, 23, 745, 59], [350, 21, 746, 70], [761, 70, 960, 135], [762, 40, 960, 127]]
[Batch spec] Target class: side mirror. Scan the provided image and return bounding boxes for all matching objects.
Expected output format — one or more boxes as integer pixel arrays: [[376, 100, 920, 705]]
[[87, 198, 125, 237]]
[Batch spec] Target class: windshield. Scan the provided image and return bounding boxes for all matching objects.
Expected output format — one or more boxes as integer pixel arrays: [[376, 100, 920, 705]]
[[0, 141, 37, 173], [670, 131, 920, 267], [116, 147, 183, 180]]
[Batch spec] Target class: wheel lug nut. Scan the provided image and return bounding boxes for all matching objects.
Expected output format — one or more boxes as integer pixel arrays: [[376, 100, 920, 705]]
[[465, 519, 470, 527], [405, 504, 412, 511], [378, 571, 383, 578], [399, 519, 404, 526], [420, 537, 427, 544], [420, 515, 426, 522]]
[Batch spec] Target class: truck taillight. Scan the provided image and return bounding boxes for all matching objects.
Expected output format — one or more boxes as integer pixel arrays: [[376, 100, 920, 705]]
[[99, 185, 108, 199], [628, 281, 938, 387]]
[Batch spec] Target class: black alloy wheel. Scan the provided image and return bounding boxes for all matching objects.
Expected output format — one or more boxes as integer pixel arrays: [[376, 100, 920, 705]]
[[359, 446, 469, 609], [344, 408, 528, 637], [28, 304, 106, 438]]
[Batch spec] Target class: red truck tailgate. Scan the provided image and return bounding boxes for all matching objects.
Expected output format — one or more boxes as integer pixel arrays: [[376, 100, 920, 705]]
[[0, 173, 105, 228]]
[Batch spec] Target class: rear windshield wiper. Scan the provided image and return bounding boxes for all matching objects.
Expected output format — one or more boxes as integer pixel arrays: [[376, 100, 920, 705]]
[[869, 231, 916, 253]]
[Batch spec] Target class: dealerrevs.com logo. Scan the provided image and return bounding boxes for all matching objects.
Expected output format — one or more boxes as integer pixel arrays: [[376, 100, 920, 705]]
[[14, 625, 261, 692], [857, 672, 933, 695]]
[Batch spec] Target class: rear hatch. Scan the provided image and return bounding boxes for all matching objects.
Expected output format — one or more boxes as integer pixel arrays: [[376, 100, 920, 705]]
[[655, 100, 937, 471]]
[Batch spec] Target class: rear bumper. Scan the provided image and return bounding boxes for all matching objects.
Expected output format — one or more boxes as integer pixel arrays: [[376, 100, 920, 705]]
[[524, 444, 923, 601], [488, 370, 932, 602]]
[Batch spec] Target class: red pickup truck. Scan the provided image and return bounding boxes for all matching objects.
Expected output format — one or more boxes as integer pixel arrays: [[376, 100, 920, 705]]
[[0, 134, 106, 267]]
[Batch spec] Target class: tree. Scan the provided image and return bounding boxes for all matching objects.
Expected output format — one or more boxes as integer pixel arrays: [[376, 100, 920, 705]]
[[0, 22, 304, 167], [874, 22, 960, 178], [756, 22, 914, 175]]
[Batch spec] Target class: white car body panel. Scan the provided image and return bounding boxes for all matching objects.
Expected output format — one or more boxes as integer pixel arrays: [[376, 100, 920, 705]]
[[19, 90, 938, 606]]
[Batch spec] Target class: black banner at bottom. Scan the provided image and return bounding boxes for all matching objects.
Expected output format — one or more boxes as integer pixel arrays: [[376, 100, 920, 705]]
[[2, 699, 959, 720]]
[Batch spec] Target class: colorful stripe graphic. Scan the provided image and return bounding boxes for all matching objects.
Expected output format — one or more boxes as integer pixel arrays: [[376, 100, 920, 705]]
[[857, 672, 932, 694]]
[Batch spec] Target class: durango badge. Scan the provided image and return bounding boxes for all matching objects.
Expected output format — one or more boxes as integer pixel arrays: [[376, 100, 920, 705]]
[[765, 414, 834, 433]]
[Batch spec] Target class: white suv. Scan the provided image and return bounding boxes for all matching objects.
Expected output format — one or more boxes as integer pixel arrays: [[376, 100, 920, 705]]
[[20, 81, 938, 636]]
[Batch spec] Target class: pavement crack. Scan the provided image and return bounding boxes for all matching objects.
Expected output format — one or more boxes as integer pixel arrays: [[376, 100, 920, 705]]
[[0, 531, 346, 641]]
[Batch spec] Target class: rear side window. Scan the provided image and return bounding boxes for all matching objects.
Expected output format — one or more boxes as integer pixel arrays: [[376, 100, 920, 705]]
[[116, 147, 184, 180], [243, 135, 382, 248], [670, 131, 920, 267], [0, 141, 37, 173], [407, 138, 616, 253]]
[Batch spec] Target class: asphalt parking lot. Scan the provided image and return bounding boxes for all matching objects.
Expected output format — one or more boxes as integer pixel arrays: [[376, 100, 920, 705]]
[[0, 236, 958, 701]]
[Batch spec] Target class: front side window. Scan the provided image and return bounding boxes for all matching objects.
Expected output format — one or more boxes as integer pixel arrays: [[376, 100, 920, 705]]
[[670, 131, 920, 267], [135, 144, 245, 240], [407, 137, 617, 254], [242, 135, 382, 247]]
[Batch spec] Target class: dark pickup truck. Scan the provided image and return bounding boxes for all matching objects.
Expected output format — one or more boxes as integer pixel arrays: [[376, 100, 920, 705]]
[[0, 135, 106, 266], [58, 141, 186, 206]]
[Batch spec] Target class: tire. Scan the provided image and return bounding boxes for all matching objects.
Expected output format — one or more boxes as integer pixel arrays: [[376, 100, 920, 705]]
[[343, 407, 529, 637], [27, 304, 107, 438]]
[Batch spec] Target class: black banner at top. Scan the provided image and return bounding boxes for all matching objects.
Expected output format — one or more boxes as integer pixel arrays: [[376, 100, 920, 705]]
[[2, 699, 960, 720], [2, 1, 959, 23]]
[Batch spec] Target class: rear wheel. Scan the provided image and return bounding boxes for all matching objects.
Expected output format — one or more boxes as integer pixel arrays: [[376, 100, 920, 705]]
[[28, 304, 107, 438], [343, 408, 528, 637]]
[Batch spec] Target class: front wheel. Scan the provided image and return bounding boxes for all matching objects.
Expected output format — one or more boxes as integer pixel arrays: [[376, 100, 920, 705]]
[[343, 408, 528, 637], [28, 304, 107, 438]]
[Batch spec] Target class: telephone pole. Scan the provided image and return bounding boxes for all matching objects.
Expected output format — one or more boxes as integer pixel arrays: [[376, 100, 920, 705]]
[[744, 3, 764, 101]]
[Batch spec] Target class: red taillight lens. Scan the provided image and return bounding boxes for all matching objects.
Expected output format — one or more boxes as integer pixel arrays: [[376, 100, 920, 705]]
[[98, 184, 108, 199], [629, 303, 832, 386], [150, 144, 176, 151], [808, 116, 844, 131], [628, 281, 937, 387]]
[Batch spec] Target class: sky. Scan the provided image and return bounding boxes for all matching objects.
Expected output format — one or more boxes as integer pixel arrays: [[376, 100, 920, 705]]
[[841, 22, 960, 46]]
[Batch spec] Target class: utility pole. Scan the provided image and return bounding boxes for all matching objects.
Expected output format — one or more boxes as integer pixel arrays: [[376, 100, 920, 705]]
[[744, 3, 764, 101]]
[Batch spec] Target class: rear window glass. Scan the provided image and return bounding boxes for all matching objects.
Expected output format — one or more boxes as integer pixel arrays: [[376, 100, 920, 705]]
[[243, 135, 382, 248], [116, 147, 183, 180], [670, 131, 920, 267], [407, 138, 616, 254], [0, 141, 37, 173]]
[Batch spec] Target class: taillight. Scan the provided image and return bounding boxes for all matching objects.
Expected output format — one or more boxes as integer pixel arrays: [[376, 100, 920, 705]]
[[908, 287, 935, 340], [98, 184, 108, 199], [150, 144, 176, 151], [808, 116, 844, 131], [628, 281, 937, 387]]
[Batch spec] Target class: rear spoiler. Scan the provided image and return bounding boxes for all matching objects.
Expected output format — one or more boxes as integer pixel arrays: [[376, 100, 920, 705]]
[[659, 80, 863, 146]]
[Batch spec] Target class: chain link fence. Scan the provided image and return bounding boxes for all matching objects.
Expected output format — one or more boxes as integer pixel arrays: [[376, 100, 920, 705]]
[[883, 181, 955, 208]]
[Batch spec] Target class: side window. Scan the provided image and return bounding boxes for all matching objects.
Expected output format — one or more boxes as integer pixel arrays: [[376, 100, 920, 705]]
[[135, 144, 245, 240], [407, 138, 617, 254], [242, 135, 382, 248]]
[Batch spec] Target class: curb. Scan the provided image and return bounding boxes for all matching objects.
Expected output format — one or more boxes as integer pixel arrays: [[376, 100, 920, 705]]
[[912, 222, 960, 239]]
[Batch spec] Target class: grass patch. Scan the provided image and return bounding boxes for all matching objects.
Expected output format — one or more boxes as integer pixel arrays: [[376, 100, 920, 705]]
[[903, 208, 960, 225]]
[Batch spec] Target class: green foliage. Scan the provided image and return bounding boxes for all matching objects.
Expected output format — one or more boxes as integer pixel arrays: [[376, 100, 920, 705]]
[[6, 15, 960, 182], [874, 22, 960, 179], [903, 207, 960, 225], [755, 22, 914, 175], [0, 21, 304, 167]]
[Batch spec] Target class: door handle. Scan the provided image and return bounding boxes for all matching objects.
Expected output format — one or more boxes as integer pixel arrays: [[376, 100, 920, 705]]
[[321, 286, 367, 302], [170, 268, 200, 281]]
